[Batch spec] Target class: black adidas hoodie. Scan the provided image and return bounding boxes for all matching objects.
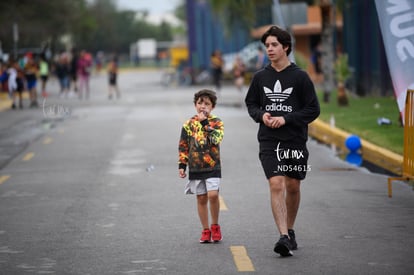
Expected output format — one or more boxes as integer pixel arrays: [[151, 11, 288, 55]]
[[245, 63, 320, 143]]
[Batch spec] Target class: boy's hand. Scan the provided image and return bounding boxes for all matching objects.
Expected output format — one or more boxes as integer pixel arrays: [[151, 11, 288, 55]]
[[179, 168, 186, 178], [197, 111, 208, 121]]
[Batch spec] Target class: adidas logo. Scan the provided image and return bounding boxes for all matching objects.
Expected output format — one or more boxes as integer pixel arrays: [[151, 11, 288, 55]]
[[264, 80, 293, 102]]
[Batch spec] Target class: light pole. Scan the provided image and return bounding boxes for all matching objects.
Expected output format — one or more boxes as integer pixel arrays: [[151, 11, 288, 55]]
[[13, 22, 19, 59]]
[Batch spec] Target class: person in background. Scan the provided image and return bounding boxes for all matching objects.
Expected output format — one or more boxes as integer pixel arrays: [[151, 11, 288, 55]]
[[107, 55, 120, 99], [233, 55, 246, 93], [24, 52, 39, 107], [311, 42, 322, 75], [39, 54, 49, 98], [311, 42, 323, 83], [55, 53, 71, 98], [77, 50, 92, 100], [7, 58, 24, 109], [70, 47, 79, 94], [245, 25, 320, 257], [0, 62, 8, 92], [210, 50, 224, 94]]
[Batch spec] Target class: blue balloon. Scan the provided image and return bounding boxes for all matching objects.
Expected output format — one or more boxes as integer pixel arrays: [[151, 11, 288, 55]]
[[345, 135, 361, 152], [346, 152, 363, 166]]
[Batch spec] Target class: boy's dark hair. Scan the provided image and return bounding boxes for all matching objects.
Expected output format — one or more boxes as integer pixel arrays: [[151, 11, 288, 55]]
[[261, 25, 292, 56], [194, 89, 217, 107]]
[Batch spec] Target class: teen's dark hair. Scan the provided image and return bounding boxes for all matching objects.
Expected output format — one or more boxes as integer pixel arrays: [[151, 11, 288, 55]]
[[261, 25, 292, 56], [194, 89, 217, 107]]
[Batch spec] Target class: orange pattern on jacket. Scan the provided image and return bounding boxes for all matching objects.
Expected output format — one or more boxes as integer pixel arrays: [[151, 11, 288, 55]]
[[178, 114, 224, 172]]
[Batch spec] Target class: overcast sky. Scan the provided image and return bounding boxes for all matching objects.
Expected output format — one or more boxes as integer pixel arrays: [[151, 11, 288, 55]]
[[116, 0, 180, 24], [117, 0, 179, 12]]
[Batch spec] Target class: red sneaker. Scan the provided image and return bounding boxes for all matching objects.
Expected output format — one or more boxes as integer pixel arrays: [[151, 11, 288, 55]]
[[200, 229, 211, 243], [211, 224, 222, 242]]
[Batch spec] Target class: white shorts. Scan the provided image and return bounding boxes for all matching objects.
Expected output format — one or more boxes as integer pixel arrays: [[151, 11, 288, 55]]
[[184, 178, 221, 195]]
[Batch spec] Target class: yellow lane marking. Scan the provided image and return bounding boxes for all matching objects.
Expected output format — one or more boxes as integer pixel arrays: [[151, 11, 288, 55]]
[[0, 175, 11, 185], [22, 152, 35, 161], [230, 246, 255, 272], [43, 137, 53, 144], [219, 195, 228, 211]]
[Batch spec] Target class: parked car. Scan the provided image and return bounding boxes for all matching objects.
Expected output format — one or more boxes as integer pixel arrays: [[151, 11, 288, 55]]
[[222, 41, 266, 74]]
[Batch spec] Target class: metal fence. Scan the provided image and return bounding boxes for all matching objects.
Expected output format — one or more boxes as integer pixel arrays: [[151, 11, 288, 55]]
[[388, 89, 414, 197]]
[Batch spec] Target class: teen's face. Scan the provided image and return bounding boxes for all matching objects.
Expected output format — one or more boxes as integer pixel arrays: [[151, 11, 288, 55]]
[[195, 96, 213, 115], [264, 35, 287, 62]]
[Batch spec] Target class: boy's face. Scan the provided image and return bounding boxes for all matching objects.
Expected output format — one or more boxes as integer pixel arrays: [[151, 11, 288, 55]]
[[195, 96, 214, 116], [264, 35, 287, 62]]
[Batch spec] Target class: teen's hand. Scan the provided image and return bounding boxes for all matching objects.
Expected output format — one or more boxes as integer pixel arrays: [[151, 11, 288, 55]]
[[262, 113, 285, 128], [270, 116, 286, 128], [262, 113, 273, 127]]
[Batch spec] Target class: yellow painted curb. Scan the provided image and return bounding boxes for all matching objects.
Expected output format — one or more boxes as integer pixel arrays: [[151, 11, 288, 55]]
[[309, 118, 403, 175], [0, 93, 12, 111], [0, 92, 30, 111]]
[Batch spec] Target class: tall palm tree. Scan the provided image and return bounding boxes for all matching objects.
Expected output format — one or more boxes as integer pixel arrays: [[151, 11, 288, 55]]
[[319, 0, 335, 103]]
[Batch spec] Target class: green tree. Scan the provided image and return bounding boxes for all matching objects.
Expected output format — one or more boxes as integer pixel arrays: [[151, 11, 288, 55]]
[[172, 0, 187, 37], [0, 0, 178, 58], [209, 0, 272, 36], [159, 21, 174, 41], [0, 0, 85, 56]]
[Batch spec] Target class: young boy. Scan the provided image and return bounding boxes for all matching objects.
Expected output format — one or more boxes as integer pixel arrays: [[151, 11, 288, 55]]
[[178, 89, 224, 243]]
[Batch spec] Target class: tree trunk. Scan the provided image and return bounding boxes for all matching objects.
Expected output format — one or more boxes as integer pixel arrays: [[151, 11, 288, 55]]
[[320, 0, 335, 103]]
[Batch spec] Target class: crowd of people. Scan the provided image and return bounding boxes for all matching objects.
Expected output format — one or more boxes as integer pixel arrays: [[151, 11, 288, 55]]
[[0, 48, 119, 109], [1, 44, 267, 111]]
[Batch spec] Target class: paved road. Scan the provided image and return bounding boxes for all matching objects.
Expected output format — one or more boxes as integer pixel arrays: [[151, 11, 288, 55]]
[[0, 70, 413, 274]]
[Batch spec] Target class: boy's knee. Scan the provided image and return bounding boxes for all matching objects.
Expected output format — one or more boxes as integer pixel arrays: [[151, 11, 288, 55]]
[[207, 190, 219, 201], [197, 194, 208, 204]]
